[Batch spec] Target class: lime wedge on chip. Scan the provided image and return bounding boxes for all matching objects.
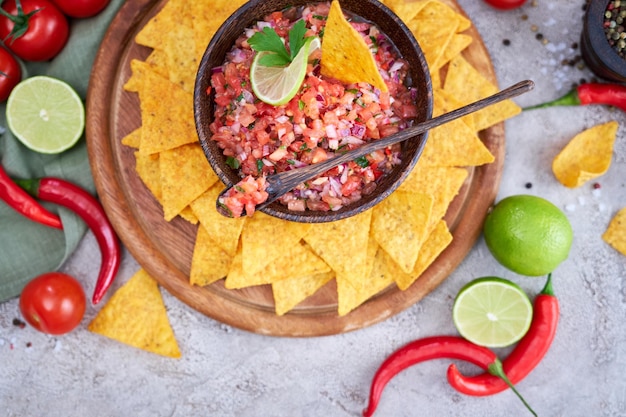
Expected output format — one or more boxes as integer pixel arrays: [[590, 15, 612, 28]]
[[251, 37, 320, 106], [452, 277, 533, 348], [6, 76, 85, 154]]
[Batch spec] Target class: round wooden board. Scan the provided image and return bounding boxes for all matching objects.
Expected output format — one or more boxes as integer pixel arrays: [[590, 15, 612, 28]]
[[86, 0, 504, 337]]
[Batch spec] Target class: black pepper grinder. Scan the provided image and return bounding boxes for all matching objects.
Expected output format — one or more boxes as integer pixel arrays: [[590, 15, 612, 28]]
[[580, 0, 626, 83]]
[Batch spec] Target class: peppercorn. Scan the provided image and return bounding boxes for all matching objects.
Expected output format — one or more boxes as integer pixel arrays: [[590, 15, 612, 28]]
[[604, 0, 626, 59]]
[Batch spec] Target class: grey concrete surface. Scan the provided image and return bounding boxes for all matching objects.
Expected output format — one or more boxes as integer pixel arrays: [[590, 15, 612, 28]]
[[2, 1, 625, 416]]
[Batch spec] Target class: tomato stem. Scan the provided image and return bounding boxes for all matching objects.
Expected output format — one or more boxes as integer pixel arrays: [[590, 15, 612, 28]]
[[487, 360, 537, 416], [0, 0, 41, 42]]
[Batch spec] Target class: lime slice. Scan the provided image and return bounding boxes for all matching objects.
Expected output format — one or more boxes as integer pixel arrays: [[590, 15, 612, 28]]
[[251, 37, 320, 106], [452, 277, 533, 348], [6, 76, 85, 154]]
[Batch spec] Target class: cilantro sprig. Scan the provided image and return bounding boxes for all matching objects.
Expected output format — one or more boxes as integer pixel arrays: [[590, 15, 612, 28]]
[[248, 20, 311, 67]]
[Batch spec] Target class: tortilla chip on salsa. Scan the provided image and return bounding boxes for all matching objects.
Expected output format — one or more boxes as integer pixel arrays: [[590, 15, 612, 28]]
[[88, 268, 181, 358], [320, 0, 388, 92]]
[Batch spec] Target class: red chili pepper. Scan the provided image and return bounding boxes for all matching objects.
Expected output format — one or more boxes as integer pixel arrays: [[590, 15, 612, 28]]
[[362, 336, 536, 417], [483, 0, 527, 10], [0, 164, 62, 229], [447, 274, 559, 397], [525, 83, 626, 112], [16, 177, 121, 304]]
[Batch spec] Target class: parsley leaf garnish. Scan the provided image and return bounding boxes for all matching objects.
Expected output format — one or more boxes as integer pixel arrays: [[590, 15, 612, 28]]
[[248, 20, 311, 67]]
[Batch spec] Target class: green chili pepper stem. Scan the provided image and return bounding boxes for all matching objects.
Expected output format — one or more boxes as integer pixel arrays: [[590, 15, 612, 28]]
[[488, 360, 537, 417], [523, 89, 581, 111], [541, 273, 554, 297], [12, 178, 40, 197]]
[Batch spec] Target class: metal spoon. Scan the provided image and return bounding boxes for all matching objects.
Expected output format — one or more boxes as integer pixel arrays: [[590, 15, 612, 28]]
[[217, 79, 534, 217]]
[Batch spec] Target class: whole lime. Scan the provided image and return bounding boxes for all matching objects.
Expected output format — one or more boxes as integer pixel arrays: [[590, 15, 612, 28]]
[[483, 194, 573, 276]]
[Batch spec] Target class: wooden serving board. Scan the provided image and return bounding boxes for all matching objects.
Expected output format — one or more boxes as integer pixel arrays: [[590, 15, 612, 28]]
[[86, 0, 505, 337]]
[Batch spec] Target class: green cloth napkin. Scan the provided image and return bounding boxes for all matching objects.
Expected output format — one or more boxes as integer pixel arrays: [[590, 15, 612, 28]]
[[0, 0, 126, 302]]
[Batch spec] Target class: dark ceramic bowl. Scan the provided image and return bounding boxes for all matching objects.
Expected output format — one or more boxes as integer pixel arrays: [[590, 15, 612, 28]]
[[581, 0, 626, 83], [194, 0, 433, 223]]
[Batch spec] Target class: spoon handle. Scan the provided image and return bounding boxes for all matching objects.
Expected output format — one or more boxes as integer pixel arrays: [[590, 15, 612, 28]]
[[264, 79, 534, 200]]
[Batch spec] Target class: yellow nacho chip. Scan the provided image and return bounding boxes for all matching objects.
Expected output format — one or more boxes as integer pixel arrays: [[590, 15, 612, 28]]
[[381, 0, 434, 23], [135, 151, 161, 199], [121, 127, 142, 149], [552, 121, 619, 188], [137, 69, 197, 154], [395, 220, 453, 290], [320, 0, 387, 92], [603, 207, 626, 256], [272, 271, 335, 316], [435, 33, 472, 73], [190, 225, 232, 286], [190, 185, 245, 256], [190, 0, 248, 63], [419, 91, 494, 167], [160, 143, 218, 221], [241, 212, 312, 275], [226, 240, 330, 289], [407, 1, 459, 70], [163, 2, 197, 93], [135, 0, 182, 50], [304, 210, 373, 291], [336, 237, 386, 316], [372, 191, 434, 273], [88, 269, 181, 358], [444, 54, 521, 131]]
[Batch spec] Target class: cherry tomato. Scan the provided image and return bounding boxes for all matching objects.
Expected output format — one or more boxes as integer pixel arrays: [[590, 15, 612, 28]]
[[19, 272, 86, 335], [483, 0, 527, 10], [0, 46, 21, 101], [0, 0, 69, 61], [50, 0, 110, 18]]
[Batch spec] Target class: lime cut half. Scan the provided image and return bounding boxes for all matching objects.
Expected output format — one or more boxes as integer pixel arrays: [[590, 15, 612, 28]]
[[251, 37, 320, 106], [6, 76, 85, 154], [452, 277, 533, 348]]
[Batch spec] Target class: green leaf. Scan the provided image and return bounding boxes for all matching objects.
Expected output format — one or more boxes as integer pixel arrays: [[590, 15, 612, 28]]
[[226, 156, 241, 169], [258, 53, 290, 67], [248, 26, 290, 62], [289, 20, 308, 60]]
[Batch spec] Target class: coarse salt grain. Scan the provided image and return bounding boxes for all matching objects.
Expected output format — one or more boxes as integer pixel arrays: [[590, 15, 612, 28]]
[[565, 203, 577, 212], [578, 196, 587, 205], [592, 188, 602, 198]]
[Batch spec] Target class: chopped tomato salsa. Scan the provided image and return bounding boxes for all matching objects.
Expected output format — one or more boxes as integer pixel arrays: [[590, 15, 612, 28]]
[[209, 2, 418, 217]]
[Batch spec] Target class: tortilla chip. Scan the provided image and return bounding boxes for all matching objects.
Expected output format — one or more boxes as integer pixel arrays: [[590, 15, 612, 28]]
[[336, 241, 393, 316], [241, 212, 312, 275], [603, 207, 626, 256], [407, 1, 459, 70], [444, 54, 521, 131], [190, 185, 245, 256], [122, 127, 142, 149], [179, 206, 199, 224], [419, 91, 494, 167], [160, 143, 218, 221], [137, 69, 198, 154], [272, 271, 335, 316], [190, 226, 232, 286], [135, 151, 161, 200], [226, 240, 330, 289], [190, 0, 248, 63], [304, 210, 373, 291], [435, 33, 472, 73], [372, 191, 434, 273], [320, 0, 388, 92], [399, 164, 469, 230], [552, 121, 618, 188], [88, 268, 181, 358], [135, 0, 182, 50], [381, 0, 433, 23], [395, 220, 452, 290], [163, 2, 197, 93]]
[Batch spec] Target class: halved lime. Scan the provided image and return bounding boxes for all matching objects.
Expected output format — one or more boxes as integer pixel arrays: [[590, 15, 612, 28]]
[[250, 37, 320, 106], [452, 277, 533, 348], [6, 76, 85, 154]]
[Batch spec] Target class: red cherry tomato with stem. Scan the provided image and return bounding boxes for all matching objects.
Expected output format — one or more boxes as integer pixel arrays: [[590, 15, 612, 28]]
[[0, 0, 69, 61], [19, 272, 86, 335], [49, 0, 111, 18], [0, 46, 21, 101], [483, 0, 527, 10]]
